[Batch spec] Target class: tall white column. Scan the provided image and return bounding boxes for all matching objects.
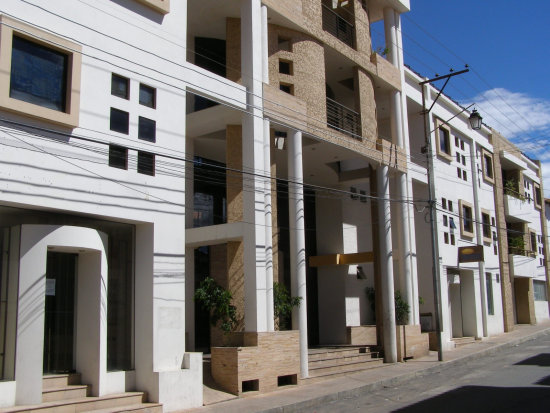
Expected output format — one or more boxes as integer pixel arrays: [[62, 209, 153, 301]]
[[185, 138, 195, 350], [288, 129, 309, 378], [385, 7, 414, 324], [261, 5, 275, 331], [378, 165, 397, 363], [241, 0, 268, 332]]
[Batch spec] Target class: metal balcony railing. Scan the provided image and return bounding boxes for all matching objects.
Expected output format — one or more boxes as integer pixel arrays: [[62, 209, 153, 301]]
[[326, 97, 361, 139], [322, 4, 355, 48]]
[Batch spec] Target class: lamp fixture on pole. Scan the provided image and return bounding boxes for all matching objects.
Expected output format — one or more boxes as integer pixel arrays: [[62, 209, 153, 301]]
[[469, 109, 483, 130]]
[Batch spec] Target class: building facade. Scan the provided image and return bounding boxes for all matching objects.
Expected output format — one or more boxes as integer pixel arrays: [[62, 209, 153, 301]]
[[0, 0, 548, 412]]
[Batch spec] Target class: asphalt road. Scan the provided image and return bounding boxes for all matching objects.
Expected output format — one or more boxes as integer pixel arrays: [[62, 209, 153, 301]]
[[303, 333, 550, 413]]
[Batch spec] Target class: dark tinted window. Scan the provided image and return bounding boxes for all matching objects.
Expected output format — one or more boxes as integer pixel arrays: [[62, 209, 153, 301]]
[[139, 84, 156, 108], [110, 108, 129, 134], [111, 74, 129, 99], [137, 151, 155, 176], [10, 36, 68, 111], [138, 116, 156, 142], [109, 145, 127, 169]]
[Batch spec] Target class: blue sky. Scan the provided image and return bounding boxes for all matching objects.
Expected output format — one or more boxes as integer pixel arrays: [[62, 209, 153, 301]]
[[372, 1, 550, 193]]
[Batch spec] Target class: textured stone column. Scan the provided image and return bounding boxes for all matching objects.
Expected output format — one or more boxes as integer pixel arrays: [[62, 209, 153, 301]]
[[288, 129, 309, 378]]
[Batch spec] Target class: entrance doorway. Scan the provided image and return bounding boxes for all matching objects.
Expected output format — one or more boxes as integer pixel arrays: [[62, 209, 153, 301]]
[[43, 252, 77, 374]]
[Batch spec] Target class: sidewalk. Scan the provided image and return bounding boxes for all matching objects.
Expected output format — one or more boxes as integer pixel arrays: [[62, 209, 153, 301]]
[[181, 322, 550, 413]]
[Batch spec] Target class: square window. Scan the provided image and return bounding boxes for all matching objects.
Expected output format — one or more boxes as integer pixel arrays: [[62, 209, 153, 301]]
[[279, 60, 293, 75], [279, 83, 294, 95], [109, 145, 127, 169], [138, 151, 155, 176], [443, 215, 448, 226], [139, 83, 156, 108], [10, 36, 68, 112], [138, 116, 156, 142], [278, 36, 291, 52], [111, 74, 129, 99], [110, 108, 129, 134], [451, 234, 455, 245], [444, 232, 449, 244], [0, 16, 82, 127]]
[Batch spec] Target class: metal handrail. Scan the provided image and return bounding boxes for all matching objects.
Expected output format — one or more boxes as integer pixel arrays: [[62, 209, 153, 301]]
[[322, 4, 355, 48], [326, 97, 361, 139]]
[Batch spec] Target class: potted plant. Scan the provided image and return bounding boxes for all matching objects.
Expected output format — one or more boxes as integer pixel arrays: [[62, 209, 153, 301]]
[[194, 277, 237, 334], [273, 282, 302, 330]]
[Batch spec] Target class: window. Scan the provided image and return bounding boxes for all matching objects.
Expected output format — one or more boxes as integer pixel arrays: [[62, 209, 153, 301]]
[[534, 280, 547, 301], [137, 151, 155, 176], [462, 170, 467, 181], [109, 145, 127, 170], [448, 200, 453, 212], [486, 273, 494, 315], [436, 123, 452, 161], [456, 153, 461, 163], [111, 74, 129, 99], [482, 149, 494, 184], [459, 200, 474, 237], [0, 15, 82, 127], [457, 167, 462, 178], [455, 137, 459, 147], [530, 231, 537, 253], [449, 217, 456, 230], [450, 234, 455, 245], [110, 108, 130, 134], [442, 198, 447, 209], [139, 83, 156, 108], [278, 36, 292, 52], [460, 140, 465, 150], [279, 83, 294, 95], [494, 244, 498, 255], [461, 155, 466, 166], [279, 60, 293, 75], [481, 211, 491, 242], [138, 116, 156, 142], [444, 232, 449, 244], [443, 215, 448, 226]]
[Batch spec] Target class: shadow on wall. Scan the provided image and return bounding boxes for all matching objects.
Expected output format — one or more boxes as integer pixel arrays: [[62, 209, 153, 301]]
[[393, 386, 550, 413]]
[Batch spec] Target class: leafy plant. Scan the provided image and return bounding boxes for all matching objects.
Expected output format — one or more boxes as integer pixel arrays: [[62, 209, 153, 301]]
[[504, 180, 525, 201], [365, 287, 410, 325], [194, 277, 237, 334], [508, 236, 526, 255], [273, 282, 302, 330]]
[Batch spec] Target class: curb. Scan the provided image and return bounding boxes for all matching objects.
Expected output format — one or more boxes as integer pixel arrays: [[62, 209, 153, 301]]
[[254, 327, 550, 413]]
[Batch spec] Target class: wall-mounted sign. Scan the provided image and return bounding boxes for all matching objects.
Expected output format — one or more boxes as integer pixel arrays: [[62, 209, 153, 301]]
[[458, 245, 484, 263]]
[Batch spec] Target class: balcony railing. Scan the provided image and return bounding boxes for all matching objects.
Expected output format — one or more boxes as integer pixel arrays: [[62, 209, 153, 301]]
[[326, 97, 361, 139], [322, 4, 355, 48]]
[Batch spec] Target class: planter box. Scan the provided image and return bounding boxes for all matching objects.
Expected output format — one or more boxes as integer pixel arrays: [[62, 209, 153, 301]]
[[396, 324, 429, 361], [211, 331, 300, 396]]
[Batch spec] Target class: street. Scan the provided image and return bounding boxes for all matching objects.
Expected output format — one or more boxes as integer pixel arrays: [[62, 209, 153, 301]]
[[304, 333, 550, 413]]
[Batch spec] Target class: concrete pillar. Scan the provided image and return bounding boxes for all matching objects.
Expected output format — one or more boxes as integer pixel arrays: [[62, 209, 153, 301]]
[[384, 8, 398, 66], [377, 165, 397, 363], [241, 0, 268, 332], [264, 119, 275, 331], [288, 129, 309, 378]]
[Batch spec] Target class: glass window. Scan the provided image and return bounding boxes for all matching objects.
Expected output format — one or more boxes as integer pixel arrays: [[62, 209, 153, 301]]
[[139, 83, 156, 108], [534, 280, 547, 301], [444, 232, 449, 244], [448, 200, 453, 212], [486, 273, 494, 315], [482, 213, 491, 239], [461, 155, 466, 166], [110, 108, 129, 134], [442, 198, 447, 209], [112, 74, 129, 99], [109, 145, 127, 169], [531, 232, 537, 253], [439, 128, 450, 154], [463, 170, 467, 181], [137, 151, 155, 176], [138, 116, 156, 142], [443, 215, 448, 226], [484, 153, 494, 179], [451, 234, 455, 245], [10, 36, 68, 112], [449, 217, 456, 229], [462, 204, 473, 234]]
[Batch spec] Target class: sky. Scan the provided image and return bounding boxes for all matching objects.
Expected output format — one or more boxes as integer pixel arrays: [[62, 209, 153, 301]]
[[373, 1, 550, 195]]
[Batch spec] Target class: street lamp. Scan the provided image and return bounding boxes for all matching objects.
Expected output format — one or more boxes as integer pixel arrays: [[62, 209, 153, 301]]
[[469, 109, 483, 130], [419, 68, 481, 362]]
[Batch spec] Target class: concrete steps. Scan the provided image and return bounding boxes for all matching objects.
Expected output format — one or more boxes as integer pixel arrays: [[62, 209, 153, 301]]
[[452, 336, 477, 347], [304, 346, 384, 383], [0, 375, 162, 413]]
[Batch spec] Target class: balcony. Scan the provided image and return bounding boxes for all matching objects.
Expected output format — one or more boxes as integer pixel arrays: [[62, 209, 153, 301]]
[[504, 194, 532, 223], [509, 253, 537, 277], [326, 97, 361, 139], [322, 4, 355, 49]]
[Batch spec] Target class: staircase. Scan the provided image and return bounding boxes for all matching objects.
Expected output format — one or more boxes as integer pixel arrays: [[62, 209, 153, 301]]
[[303, 345, 384, 384], [452, 336, 477, 348], [0, 374, 162, 413]]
